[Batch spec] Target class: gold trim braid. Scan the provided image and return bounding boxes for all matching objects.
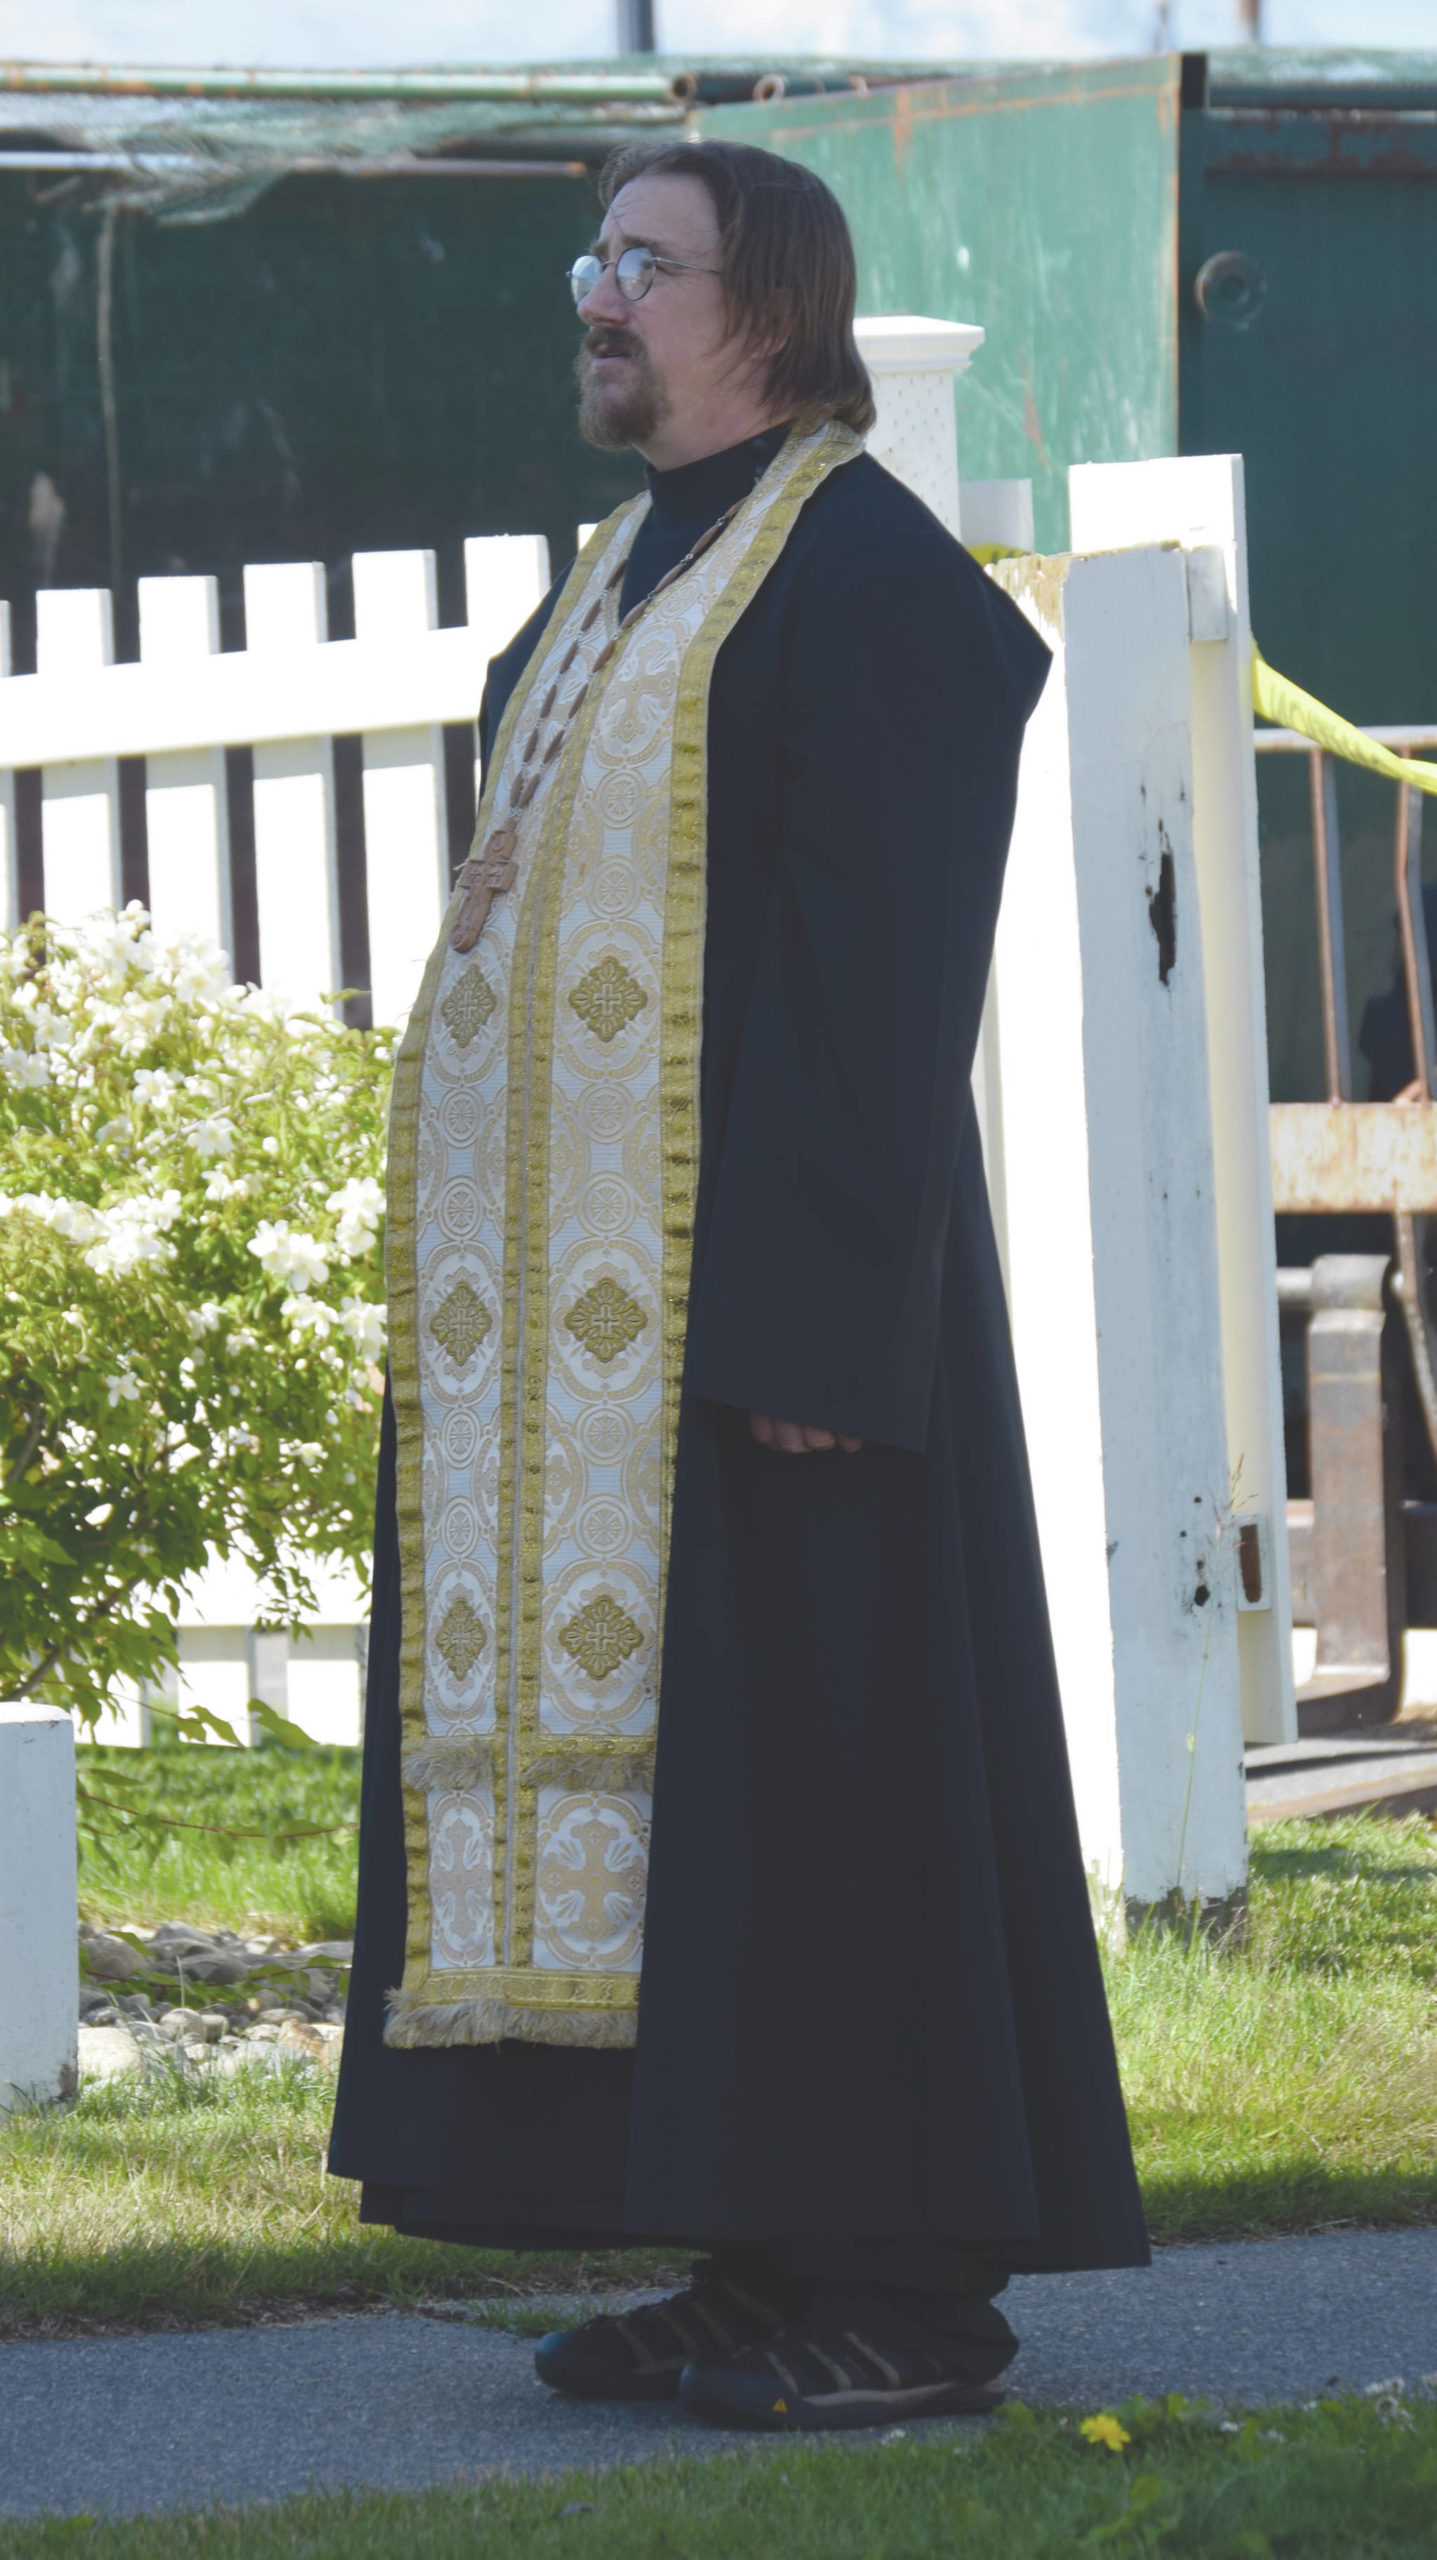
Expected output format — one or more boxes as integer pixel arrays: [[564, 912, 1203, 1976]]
[[385, 426, 861, 2048]]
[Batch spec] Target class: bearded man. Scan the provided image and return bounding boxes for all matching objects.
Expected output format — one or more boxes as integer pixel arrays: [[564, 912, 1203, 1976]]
[[329, 138, 1147, 2432]]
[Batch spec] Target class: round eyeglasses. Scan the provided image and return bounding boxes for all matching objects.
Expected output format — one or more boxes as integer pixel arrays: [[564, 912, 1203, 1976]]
[[569, 245, 722, 308]]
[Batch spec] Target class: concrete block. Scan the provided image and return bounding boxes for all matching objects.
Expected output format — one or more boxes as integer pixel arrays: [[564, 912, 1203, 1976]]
[[0, 1704, 78, 2114]]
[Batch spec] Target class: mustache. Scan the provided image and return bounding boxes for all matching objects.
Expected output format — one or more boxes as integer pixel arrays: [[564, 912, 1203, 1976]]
[[582, 325, 646, 363]]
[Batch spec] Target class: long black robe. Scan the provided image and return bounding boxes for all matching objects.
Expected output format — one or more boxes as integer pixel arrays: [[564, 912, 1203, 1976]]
[[329, 429, 1149, 2275]]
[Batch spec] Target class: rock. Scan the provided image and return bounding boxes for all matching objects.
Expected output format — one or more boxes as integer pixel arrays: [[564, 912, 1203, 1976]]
[[195, 2011, 228, 2043], [212, 2043, 280, 2075], [242, 2021, 283, 2043], [116, 1992, 154, 2019], [79, 1987, 115, 2018], [277, 2019, 341, 2069], [295, 1941, 355, 1968], [141, 1923, 251, 1988], [78, 1931, 146, 1984], [77, 2024, 143, 2081]]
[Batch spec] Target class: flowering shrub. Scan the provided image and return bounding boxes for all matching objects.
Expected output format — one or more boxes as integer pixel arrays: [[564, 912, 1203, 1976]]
[[0, 906, 391, 1733]]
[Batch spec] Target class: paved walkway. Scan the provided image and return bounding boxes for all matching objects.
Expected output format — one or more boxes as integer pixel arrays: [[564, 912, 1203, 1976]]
[[2, 2229, 1434, 2520]]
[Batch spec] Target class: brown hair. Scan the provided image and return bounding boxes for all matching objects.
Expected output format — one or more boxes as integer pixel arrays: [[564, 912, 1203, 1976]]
[[598, 139, 876, 436]]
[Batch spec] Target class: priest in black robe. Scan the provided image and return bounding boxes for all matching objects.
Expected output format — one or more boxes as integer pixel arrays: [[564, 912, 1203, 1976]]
[[330, 136, 1147, 2435]]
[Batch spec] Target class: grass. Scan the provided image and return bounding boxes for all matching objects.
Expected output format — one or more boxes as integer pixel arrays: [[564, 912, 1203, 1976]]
[[76, 1744, 361, 1945], [0, 2049, 677, 2339], [1114, 1814, 1437, 2241], [4, 2396, 1437, 2555], [8, 1764, 1432, 2337]]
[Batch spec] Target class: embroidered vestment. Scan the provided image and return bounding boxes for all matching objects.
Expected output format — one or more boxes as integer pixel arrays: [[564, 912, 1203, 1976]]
[[385, 421, 861, 2050]]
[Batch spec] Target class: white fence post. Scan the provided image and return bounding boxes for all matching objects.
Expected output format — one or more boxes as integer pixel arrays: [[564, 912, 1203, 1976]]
[[354, 548, 448, 1029], [138, 573, 233, 959], [243, 562, 341, 1012], [1068, 457, 1295, 1749], [855, 313, 984, 540], [0, 1704, 78, 2114], [37, 590, 121, 925], [991, 544, 1249, 1918]]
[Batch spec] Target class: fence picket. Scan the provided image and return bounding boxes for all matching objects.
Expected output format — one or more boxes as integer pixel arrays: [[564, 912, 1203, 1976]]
[[138, 575, 233, 959], [243, 563, 341, 1012], [37, 591, 121, 926], [354, 549, 448, 1027], [463, 534, 551, 806]]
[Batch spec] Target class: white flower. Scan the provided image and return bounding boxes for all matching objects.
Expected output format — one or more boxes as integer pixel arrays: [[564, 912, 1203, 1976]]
[[95, 1117, 132, 1147], [326, 1176, 383, 1258], [225, 1328, 259, 1354], [337, 1295, 386, 1359], [247, 1221, 329, 1294], [105, 1369, 141, 1407], [163, 937, 232, 1005], [203, 1169, 251, 1203], [284, 1296, 335, 1340], [2, 1191, 102, 1245], [186, 1116, 234, 1159], [187, 1302, 223, 1340], [132, 1067, 175, 1111], [80, 1189, 183, 1278], [1, 1045, 50, 1089]]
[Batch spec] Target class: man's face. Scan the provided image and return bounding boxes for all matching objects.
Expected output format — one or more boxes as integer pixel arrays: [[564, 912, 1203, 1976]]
[[575, 173, 758, 460]]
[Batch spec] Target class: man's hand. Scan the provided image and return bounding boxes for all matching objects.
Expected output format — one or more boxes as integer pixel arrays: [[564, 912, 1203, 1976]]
[[748, 1414, 864, 1455]]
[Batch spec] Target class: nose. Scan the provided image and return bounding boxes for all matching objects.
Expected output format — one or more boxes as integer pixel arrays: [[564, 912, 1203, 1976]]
[[578, 262, 629, 326]]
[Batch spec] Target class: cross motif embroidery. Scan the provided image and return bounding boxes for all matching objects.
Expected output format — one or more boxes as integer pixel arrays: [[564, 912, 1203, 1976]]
[[568, 953, 647, 1045]]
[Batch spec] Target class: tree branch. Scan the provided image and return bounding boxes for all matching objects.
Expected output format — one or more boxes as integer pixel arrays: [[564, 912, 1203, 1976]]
[[3, 1408, 47, 1492]]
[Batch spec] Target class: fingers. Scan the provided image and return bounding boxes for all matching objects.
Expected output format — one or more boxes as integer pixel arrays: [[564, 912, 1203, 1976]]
[[747, 1414, 866, 1455]]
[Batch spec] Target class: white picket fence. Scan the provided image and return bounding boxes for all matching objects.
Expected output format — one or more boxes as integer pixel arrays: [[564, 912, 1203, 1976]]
[[0, 530, 567, 1747], [0, 531, 556, 1026]]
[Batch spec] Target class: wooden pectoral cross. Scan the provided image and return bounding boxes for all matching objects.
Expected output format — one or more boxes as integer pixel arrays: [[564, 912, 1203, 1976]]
[[449, 819, 519, 953]]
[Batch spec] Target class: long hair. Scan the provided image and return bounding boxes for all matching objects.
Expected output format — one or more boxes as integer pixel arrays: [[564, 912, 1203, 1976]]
[[598, 140, 876, 436]]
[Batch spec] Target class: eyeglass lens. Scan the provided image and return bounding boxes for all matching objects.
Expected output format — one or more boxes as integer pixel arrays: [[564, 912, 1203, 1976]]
[[569, 246, 659, 307]]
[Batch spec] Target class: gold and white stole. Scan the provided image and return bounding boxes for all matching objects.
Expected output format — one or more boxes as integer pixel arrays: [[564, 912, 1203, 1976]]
[[384, 419, 860, 2049]]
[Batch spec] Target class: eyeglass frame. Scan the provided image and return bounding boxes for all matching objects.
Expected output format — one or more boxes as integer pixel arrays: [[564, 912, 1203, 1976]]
[[569, 244, 723, 309]]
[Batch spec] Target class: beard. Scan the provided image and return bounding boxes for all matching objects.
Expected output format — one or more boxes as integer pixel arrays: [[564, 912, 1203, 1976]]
[[575, 326, 671, 451]]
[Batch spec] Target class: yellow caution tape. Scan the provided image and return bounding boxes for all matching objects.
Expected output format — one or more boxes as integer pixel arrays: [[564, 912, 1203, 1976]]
[[1253, 644, 1437, 799]]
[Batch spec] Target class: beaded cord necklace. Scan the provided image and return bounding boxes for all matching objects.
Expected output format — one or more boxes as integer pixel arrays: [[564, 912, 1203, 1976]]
[[449, 493, 745, 954]]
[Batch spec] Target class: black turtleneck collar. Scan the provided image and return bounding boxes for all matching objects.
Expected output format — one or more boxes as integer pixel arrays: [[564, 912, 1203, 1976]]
[[644, 425, 790, 524], [621, 425, 791, 619]]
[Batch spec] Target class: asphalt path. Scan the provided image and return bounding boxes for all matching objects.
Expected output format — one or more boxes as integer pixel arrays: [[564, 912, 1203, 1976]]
[[2, 2228, 1435, 2520]]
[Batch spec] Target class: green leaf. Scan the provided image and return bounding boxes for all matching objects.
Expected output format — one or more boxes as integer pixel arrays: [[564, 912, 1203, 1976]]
[[250, 1699, 321, 1752]]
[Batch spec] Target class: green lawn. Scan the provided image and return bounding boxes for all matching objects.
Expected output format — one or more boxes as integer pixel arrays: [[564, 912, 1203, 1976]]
[[77, 1744, 361, 1946], [1114, 1815, 1437, 2241], [7, 1759, 1430, 2335], [3, 2397, 1437, 2557]]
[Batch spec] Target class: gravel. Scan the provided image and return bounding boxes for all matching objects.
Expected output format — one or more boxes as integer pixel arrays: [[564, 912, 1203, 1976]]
[[73, 1919, 350, 2083]]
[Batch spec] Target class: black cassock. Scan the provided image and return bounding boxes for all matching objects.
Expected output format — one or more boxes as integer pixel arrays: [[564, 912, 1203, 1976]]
[[329, 428, 1149, 2278]]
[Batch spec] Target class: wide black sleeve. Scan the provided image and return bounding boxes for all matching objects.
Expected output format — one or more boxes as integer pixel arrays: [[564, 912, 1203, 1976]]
[[682, 519, 1048, 1454]]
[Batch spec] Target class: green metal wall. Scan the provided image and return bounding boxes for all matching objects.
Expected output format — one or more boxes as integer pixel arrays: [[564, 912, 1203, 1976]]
[[710, 61, 1182, 556], [724, 57, 1437, 1117], [0, 167, 639, 660]]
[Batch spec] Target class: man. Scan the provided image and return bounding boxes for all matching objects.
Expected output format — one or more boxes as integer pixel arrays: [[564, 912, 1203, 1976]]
[[329, 138, 1148, 2432]]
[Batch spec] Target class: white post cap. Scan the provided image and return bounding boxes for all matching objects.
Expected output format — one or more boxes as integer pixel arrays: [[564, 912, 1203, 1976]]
[[854, 314, 985, 376]]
